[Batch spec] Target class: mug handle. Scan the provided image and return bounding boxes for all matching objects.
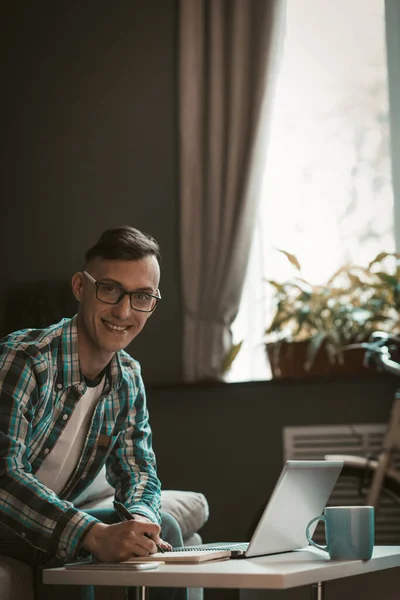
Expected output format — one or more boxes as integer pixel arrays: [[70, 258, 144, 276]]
[[306, 515, 328, 552]]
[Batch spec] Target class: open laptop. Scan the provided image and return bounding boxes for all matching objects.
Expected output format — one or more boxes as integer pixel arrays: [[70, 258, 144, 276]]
[[169, 460, 343, 559]]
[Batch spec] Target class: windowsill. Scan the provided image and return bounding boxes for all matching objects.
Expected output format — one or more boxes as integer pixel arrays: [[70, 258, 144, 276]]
[[147, 371, 395, 391]]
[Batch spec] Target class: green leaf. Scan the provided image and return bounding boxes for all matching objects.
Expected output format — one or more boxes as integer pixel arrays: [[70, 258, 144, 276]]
[[304, 333, 326, 371], [368, 251, 400, 269], [221, 341, 243, 375], [276, 249, 301, 271], [375, 272, 398, 287]]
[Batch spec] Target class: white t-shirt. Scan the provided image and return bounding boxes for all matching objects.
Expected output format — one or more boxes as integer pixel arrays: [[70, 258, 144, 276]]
[[36, 377, 105, 495]]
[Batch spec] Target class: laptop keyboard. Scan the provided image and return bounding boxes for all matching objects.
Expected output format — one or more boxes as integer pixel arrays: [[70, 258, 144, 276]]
[[171, 543, 249, 552]]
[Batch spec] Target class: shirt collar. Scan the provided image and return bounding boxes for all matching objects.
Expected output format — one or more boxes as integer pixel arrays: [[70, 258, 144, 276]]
[[56, 315, 124, 392]]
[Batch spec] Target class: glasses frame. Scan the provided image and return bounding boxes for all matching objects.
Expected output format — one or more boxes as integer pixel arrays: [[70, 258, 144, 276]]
[[83, 271, 161, 313]]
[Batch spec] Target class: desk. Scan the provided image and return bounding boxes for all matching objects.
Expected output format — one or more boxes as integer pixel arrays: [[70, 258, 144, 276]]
[[43, 546, 400, 600]]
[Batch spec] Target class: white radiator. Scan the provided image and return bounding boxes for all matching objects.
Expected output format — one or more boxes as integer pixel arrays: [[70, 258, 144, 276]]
[[283, 424, 400, 544]]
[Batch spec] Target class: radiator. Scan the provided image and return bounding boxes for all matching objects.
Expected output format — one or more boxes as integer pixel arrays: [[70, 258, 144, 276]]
[[283, 424, 400, 544]]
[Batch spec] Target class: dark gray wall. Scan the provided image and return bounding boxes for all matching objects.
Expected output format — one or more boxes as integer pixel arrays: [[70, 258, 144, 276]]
[[0, 0, 182, 383]]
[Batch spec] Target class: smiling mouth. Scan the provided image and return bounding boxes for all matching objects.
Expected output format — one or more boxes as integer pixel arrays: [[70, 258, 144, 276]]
[[102, 319, 131, 333]]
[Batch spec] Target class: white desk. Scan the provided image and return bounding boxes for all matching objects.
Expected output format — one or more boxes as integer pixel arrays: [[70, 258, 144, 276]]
[[43, 546, 400, 600]]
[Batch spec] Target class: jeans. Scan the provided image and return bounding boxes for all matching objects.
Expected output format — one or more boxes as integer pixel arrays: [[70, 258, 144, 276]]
[[0, 509, 187, 600]]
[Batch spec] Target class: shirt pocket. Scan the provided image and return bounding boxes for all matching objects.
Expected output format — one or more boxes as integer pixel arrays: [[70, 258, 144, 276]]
[[88, 431, 121, 481], [69, 433, 121, 504]]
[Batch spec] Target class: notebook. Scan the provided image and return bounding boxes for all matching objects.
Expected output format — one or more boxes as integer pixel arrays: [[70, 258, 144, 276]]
[[155, 459, 343, 560], [66, 550, 230, 569], [105, 550, 230, 564]]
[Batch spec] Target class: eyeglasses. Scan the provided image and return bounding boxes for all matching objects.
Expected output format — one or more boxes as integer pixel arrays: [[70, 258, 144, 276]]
[[83, 271, 161, 313]]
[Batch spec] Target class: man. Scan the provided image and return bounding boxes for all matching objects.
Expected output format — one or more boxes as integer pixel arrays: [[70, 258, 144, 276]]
[[0, 226, 184, 599]]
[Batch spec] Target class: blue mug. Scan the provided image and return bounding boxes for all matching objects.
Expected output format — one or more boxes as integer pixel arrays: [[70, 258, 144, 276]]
[[306, 506, 374, 560]]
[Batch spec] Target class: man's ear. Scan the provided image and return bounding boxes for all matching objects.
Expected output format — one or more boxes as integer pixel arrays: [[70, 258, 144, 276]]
[[71, 272, 84, 302]]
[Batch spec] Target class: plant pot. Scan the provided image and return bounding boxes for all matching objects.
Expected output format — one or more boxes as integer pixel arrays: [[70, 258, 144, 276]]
[[266, 338, 368, 379]]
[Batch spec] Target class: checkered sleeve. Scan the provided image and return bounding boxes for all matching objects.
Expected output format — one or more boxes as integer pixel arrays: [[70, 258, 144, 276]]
[[0, 347, 99, 560], [105, 368, 162, 524]]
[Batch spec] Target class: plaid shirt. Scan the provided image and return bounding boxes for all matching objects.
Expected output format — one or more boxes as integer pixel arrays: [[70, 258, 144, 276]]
[[0, 317, 161, 561]]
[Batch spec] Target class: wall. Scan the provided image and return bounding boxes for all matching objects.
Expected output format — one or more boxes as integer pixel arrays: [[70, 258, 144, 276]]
[[0, 0, 182, 383]]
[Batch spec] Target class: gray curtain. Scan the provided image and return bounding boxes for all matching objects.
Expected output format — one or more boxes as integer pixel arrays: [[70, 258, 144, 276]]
[[179, 0, 286, 381], [385, 0, 400, 252]]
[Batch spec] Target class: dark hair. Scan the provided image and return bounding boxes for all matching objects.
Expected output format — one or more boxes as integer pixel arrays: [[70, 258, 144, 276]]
[[84, 226, 161, 265]]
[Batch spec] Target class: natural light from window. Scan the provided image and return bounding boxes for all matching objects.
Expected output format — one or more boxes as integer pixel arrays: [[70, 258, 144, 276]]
[[227, 0, 394, 383]]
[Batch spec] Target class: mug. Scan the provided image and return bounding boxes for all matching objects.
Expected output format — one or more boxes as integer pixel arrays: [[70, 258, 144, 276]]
[[305, 505, 374, 560]]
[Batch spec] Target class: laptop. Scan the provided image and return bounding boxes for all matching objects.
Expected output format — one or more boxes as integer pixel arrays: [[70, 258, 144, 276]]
[[169, 460, 343, 559]]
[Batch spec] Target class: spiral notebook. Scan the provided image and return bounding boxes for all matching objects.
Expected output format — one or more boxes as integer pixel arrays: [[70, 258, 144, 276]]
[[66, 549, 230, 568]]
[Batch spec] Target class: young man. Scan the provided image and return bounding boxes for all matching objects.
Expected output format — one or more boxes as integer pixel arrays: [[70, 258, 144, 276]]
[[0, 226, 183, 599]]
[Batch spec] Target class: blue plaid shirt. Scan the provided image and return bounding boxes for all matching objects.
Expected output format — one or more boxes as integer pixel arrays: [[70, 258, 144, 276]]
[[0, 317, 161, 560]]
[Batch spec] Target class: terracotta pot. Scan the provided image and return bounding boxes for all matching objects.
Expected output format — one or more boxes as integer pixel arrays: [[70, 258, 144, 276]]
[[266, 338, 368, 379]]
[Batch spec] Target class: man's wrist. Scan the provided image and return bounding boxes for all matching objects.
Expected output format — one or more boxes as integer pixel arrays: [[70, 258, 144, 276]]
[[127, 504, 160, 524], [81, 522, 108, 555], [130, 513, 152, 522]]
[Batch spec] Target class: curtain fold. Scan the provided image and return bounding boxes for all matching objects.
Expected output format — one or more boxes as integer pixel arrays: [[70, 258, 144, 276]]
[[179, 0, 286, 381], [385, 0, 400, 252]]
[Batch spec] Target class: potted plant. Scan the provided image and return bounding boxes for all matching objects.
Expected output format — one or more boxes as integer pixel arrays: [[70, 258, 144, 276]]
[[265, 250, 400, 378]]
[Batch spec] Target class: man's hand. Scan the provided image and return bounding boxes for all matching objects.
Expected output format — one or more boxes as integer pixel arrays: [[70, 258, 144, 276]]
[[82, 520, 162, 563], [131, 514, 172, 552]]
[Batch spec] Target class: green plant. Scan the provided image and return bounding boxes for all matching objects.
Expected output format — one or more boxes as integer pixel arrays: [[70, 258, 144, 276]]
[[221, 341, 243, 376], [265, 250, 400, 371]]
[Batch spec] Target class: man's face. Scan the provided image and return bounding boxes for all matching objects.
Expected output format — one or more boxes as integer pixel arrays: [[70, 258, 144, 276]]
[[72, 256, 160, 357]]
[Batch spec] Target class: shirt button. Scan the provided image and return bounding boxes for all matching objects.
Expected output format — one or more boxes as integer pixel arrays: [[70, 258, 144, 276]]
[[77, 384, 84, 392], [56, 383, 62, 390], [62, 414, 68, 421], [21, 532, 26, 538], [43, 448, 50, 455], [60, 550, 66, 557]]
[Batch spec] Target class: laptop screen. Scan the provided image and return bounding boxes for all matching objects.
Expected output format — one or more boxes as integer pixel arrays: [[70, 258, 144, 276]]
[[246, 460, 343, 557]]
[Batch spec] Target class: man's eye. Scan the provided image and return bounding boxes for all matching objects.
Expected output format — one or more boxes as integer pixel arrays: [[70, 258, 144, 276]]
[[135, 293, 150, 302], [103, 284, 118, 294]]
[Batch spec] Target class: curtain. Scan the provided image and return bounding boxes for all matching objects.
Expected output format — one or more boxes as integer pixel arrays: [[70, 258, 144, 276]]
[[179, 0, 286, 381], [385, 0, 400, 252]]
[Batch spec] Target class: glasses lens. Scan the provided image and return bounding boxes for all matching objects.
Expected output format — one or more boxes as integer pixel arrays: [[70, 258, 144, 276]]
[[97, 283, 121, 304], [130, 293, 158, 312]]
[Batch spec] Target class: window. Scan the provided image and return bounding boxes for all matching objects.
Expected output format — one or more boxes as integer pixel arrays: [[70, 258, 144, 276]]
[[227, 0, 394, 383]]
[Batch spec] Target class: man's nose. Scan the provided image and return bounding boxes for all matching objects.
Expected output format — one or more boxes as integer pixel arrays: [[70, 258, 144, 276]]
[[112, 294, 132, 319]]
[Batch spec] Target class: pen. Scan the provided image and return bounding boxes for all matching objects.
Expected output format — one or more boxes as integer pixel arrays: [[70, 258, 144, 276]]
[[113, 500, 165, 553]]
